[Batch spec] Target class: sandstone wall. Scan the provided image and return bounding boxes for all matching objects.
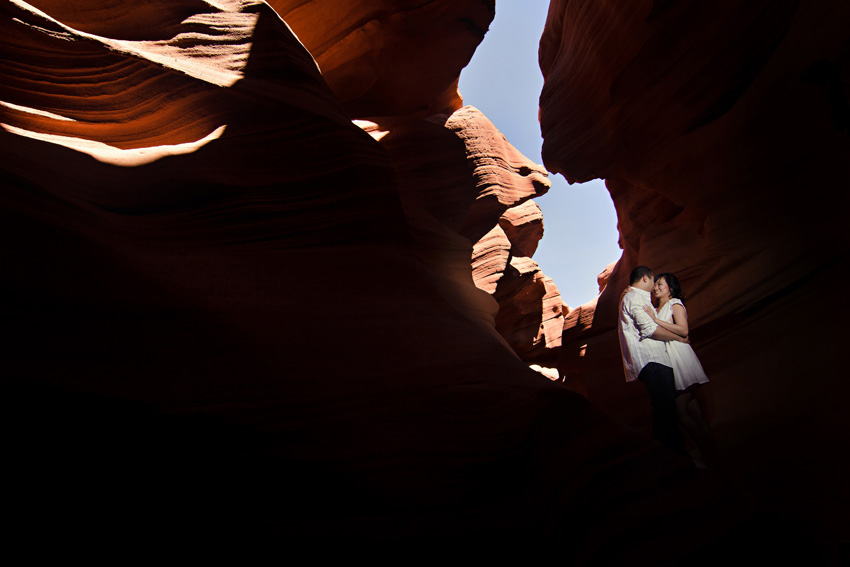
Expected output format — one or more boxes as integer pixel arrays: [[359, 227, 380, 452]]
[[542, 0, 850, 539], [0, 0, 833, 558]]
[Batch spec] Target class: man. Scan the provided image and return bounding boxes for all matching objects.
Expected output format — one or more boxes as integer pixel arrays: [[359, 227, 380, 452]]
[[618, 265, 688, 454]]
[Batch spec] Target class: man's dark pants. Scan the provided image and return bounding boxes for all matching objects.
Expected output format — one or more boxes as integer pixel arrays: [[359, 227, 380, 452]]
[[638, 362, 686, 454]]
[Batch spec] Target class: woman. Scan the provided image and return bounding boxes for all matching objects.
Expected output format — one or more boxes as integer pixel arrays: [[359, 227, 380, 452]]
[[643, 273, 719, 467]]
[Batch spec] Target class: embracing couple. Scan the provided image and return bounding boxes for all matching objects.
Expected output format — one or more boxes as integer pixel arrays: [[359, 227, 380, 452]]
[[618, 266, 718, 468]]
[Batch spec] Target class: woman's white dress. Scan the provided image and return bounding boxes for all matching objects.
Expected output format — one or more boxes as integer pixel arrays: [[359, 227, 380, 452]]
[[657, 298, 709, 391]]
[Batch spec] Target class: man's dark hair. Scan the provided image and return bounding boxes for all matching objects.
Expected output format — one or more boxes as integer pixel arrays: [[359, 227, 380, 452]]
[[629, 265, 653, 285]]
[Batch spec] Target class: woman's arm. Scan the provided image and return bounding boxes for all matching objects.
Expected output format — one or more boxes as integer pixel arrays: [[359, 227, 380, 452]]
[[643, 304, 689, 338]]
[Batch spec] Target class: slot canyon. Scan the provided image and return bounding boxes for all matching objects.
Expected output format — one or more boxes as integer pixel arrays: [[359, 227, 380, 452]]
[[1, 0, 847, 560]]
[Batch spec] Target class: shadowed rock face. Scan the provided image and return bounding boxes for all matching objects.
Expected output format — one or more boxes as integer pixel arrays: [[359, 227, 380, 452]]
[[0, 0, 837, 559], [268, 0, 496, 116], [542, 0, 850, 541], [442, 106, 561, 363], [358, 106, 560, 362], [472, 199, 565, 364]]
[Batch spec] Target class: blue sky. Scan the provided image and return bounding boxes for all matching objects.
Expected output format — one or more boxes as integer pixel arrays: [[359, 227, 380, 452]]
[[458, 1, 621, 308]]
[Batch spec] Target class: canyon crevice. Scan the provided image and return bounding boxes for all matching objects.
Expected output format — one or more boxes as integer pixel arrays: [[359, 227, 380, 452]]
[[543, 0, 850, 545], [1, 0, 846, 558]]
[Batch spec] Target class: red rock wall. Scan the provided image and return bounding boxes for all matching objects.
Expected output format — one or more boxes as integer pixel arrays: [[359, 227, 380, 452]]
[[265, 1, 563, 360], [542, 0, 850, 539], [268, 0, 495, 116], [444, 107, 562, 363], [0, 0, 833, 558]]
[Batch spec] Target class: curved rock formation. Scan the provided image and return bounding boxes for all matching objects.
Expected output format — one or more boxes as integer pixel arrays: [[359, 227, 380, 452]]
[[0, 0, 833, 560], [357, 112, 503, 340], [542, 0, 850, 543], [357, 105, 560, 360], [441, 106, 561, 363], [268, 0, 495, 116], [471, 200, 564, 364]]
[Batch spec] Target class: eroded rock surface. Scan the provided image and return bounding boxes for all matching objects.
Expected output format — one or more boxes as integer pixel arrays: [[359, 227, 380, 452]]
[[268, 0, 495, 116], [471, 200, 564, 363]]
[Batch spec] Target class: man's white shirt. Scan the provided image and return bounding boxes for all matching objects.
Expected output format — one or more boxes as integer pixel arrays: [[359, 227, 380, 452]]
[[618, 286, 671, 382]]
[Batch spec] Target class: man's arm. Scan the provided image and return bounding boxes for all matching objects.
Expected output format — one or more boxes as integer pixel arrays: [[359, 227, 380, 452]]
[[650, 325, 688, 343], [629, 299, 687, 343], [643, 303, 688, 337], [629, 300, 660, 340]]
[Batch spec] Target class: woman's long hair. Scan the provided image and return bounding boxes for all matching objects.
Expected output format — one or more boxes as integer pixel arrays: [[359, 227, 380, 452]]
[[656, 273, 685, 302]]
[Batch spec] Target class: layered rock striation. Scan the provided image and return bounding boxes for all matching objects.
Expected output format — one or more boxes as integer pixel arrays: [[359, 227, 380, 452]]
[[357, 104, 559, 361], [268, 0, 496, 116]]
